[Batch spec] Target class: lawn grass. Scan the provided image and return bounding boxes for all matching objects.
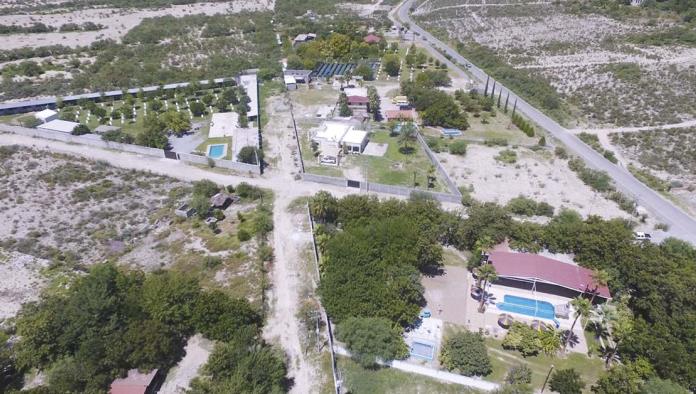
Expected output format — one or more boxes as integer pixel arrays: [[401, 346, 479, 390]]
[[442, 248, 471, 268], [338, 356, 479, 394], [259, 80, 285, 129], [484, 337, 604, 392], [344, 129, 446, 191]]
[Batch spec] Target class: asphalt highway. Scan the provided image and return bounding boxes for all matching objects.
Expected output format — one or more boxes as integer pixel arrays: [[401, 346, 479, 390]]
[[390, 0, 696, 244]]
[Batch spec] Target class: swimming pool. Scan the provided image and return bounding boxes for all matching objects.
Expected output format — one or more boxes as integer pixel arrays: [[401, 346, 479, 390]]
[[498, 295, 555, 320], [410, 341, 435, 360], [207, 144, 227, 159]]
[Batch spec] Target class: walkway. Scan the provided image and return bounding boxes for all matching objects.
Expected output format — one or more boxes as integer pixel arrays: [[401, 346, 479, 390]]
[[333, 345, 499, 391]]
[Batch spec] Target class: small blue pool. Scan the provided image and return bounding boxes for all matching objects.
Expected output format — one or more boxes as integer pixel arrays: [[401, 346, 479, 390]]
[[410, 341, 435, 360], [498, 295, 555, 320], [207, 144, 227, 159]]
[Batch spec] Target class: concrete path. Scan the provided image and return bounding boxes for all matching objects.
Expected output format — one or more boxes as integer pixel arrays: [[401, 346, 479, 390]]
[[392, 0, 696, 245], [333, 345, 499, 391]]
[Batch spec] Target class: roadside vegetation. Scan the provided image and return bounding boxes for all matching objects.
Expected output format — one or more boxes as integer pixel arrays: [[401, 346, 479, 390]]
[[310, 191, 696, 392]]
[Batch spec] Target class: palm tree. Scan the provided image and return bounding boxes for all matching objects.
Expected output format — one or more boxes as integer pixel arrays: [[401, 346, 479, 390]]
[[564, 297, 592, 351], [310, 191, 337, 224], [398, 122, 417, 153], [475, 264, 498, 313], [588, 269, 611, 305], [599, 343, 621, 368]]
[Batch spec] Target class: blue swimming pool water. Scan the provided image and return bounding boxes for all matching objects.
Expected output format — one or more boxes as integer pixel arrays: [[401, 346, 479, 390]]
[[498, 295, 555, 319], [410, 341, 435, 360], [207, 144, 226, 159]]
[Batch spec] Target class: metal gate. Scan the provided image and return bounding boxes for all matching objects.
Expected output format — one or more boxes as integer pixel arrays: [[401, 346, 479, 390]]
[[346, 179, 360, 188], [164, 150, 178, 160]]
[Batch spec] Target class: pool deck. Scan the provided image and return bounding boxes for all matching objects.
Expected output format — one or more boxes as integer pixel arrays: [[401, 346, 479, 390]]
[[423, 266, 588, 355]]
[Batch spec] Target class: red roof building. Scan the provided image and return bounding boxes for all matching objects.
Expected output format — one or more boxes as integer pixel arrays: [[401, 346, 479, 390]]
[[364, 34, 382, 44], [110, 369, 159, 394], [384, 109, 415, 121], [347, 95, 369, 106], [487, 251, 611, 301]]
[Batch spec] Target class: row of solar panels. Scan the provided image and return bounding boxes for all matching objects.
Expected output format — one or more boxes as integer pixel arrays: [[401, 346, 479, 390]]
[[311, 61, 380, 78], [312, 63, 357, 78]]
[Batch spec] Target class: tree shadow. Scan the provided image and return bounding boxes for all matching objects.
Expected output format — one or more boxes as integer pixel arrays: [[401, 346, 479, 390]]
[[398, 146, 415, 155]]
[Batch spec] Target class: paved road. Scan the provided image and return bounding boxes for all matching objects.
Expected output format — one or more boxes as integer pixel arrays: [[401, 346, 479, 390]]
[[391, 0, 696, 245]]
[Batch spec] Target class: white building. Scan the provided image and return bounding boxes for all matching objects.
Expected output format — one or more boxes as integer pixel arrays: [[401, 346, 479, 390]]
[[37, 119, 79, 133], [284, 75, 297, 91], [238, 73, 259, 120], [313, 121, 369, 165], [292, 33, 316, 47], [34, 108, 58, 123]]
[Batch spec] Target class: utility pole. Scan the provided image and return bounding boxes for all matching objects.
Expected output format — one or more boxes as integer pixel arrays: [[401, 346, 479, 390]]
[[541, 364, 555, 393]]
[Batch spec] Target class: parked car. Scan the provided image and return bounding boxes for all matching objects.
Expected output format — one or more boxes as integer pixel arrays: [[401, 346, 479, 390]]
[[634, 232, 652, 241]]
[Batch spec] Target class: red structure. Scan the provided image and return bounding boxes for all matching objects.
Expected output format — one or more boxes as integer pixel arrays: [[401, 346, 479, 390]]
[[487, 251, 611, 301]]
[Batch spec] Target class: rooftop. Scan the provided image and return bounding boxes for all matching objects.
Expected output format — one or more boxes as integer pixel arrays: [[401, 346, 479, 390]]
[[238, 73, 259, 118], [37, 119, 79, 133], [488, 251, 612, 299], [347, 95, 369, 105], [110, 369, 158, 394], [364, 34, 382, 44], [342, 128, 368, 145], [343, 87, 368, 97], [35, 108, 57, 119], [315, 121, 351, 143]]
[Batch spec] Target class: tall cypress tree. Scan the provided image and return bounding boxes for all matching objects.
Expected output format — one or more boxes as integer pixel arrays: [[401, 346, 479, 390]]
[[512, 99, 518, 116], [497, 90, 502, 108], [484, 76, 490, 97], [504, 92, 510, 113]]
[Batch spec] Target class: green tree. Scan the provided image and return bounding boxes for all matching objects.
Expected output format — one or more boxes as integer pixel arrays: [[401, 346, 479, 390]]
[[161, 110, 191, 137], [564, 297, 592, 351], [336, 317, 407, 368], [338, 92, 352, 117], [474, 264, 498, 312], [440, 331, 492, 376], [449, 140, 467, 155], [192, 290, 261, 342], [141, 271, 200, 333], [71, 124, 91, 135], [354, 63, 374, 81], [237, 146, 262, 165], [383, 53, 401, 77], [397, 122, 417, 153], [193, 180, 220, 198], [189, 101, 206, 117], [640, 377, 690, 394], [550, 368, 586, 394], [367, 85, 380, 120], [136, 114, 169, 148], [310, 191, 339, 224]]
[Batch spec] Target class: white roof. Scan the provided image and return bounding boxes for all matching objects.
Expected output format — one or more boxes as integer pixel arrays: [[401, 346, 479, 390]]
[[284, 75, 296, 85], [315, 121, 351, 143], [343, 87, 368, 97], [293, 33, 316, 42], [37, 119, 79, 133], [239, 74, 258, 118], [35, 108, 57, 120], [209, 112, 238, 138], [342, 128, 367, 145]]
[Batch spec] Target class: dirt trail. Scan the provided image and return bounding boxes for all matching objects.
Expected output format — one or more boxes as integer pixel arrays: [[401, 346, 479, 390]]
[[261, 97, 316, 394]]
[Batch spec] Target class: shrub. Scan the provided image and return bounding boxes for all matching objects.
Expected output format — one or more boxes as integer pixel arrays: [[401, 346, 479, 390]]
[[512, 113, 534, 137], [484, 138, 508, 147], [449, 140, 467, 155], [235, 182, 264, 200], [336, 317, 408, 368], [440, 331, 492, 376], [549, 368, 585, 394], [505, 364, 532, 385], [495, 149, 518, 164], [555, 146, 568, 159], [192, 180, 220, 198], [71, 124, 91, 136], [237, 229, 251, 242], [237, 146, 263, 165], [502, 323, 561, 357]]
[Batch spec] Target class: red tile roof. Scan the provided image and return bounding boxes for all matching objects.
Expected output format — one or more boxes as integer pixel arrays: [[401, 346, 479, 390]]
[[364, 34, 382, 44], [110, 369, 158, 394], [488, 251, 611, 299], [385, 109, 414, 120], [347, 95, 369, 105]]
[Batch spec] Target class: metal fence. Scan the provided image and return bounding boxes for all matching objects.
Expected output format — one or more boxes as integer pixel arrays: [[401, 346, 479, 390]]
[[0, 124, 165, 157], [415, 131, 462, 197], [302, 172, 462, 204]]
